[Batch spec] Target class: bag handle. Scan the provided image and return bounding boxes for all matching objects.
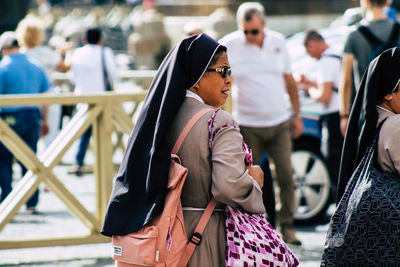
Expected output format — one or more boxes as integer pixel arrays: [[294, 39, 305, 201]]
[[171, 108, 213, 154], [338, 118, 388, 205]]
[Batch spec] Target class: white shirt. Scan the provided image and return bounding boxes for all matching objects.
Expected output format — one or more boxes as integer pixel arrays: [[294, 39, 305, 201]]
[[219, 29, 292, 127], [71, 44, 118, 94], [316, 47, 341, 114], [23, 46, 61, 80], [186, 90, 204, 103]]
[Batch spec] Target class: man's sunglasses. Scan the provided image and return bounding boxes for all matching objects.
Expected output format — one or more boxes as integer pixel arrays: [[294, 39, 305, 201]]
[[206, 66, 231, 79], [243, 29, 259, 35]]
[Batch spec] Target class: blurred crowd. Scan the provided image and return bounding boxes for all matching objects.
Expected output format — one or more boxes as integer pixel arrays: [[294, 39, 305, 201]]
[[0, 0, 399, 261]]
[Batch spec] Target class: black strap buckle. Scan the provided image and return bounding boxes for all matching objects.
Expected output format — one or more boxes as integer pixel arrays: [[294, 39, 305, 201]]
[[189, 232, 202, 246]]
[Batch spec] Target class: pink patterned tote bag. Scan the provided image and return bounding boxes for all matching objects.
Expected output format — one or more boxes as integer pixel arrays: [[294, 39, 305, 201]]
[[208, 109, 299, 267], [225, 206, 299, 267]]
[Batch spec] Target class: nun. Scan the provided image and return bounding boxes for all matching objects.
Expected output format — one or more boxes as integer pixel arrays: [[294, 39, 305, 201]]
[[101, 34, 265, 266], [337, 47, 400, 202]]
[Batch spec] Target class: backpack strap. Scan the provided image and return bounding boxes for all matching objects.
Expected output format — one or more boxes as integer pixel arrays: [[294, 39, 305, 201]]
[[321, 54, 342, 93], [171, 107, 217, 265], [359, 22, 400, 47], [184, 197, 218, 261], [358, 25, 383, 46], [388, 22, 400, 46], [171, 108, 214, 154], [322, 54, 342, 61]]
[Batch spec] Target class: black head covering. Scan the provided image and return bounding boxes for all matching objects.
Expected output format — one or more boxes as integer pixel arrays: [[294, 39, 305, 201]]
[[101, 34, 224, 236], [337, 47, 400, 202]]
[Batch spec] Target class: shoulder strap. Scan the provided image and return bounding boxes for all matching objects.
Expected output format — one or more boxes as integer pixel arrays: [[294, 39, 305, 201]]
[[180, 197, 217, 265], [358, 25, 383, 46], [171, 108, 213, 154], [372, 117, 388, 147], [388, 22, 400, 45], [322, 54, 342, 61], [184, 198, 217, 259], [371, 118, 389, 170], [171, 107, 217, 265], [358, 23, 400, 47], [321, 54, 341, 93], [101, 48, 111, 91]]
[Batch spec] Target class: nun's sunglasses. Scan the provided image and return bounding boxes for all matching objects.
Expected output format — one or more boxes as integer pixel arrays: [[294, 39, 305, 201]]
[[243, 29, 259, 35], [206, 66, 231, 79]]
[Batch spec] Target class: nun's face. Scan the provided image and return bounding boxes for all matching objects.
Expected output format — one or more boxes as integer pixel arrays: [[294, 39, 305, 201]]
[[192, 52, 232, 108]]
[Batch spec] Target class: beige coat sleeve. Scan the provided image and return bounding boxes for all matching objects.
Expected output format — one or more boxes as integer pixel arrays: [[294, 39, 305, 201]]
[[378, 114, 400, 175], [210, 110, 266, 214]]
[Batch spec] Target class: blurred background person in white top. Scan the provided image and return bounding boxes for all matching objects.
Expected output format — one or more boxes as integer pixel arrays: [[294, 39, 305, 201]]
[[183, 20, 204, 37], [296, 29, 344, 187], [70, 27, 118, 95], [69, 27, 118, 176], [16, 16, 70, 77], [16, 15, 71, 150], [219, 2, 303, 245]]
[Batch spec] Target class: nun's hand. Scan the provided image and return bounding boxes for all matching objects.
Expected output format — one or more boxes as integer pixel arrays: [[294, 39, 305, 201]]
[[246, 165, 264, 188]]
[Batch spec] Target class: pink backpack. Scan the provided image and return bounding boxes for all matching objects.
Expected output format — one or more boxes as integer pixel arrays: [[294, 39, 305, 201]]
[[112, 108, 216, 267]]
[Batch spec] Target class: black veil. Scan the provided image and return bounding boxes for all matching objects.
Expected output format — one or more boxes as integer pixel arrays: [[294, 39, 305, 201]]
[[337, 47, 400, 202], [101, 34, 223, 236]]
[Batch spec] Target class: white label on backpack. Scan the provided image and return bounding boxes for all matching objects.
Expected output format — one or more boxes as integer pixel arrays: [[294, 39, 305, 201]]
[[113, 246, 122, 256], [155, 250, 159, 262]]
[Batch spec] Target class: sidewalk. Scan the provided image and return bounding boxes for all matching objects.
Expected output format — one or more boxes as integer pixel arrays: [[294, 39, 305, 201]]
[[0, 223, 328, 266], [0, 147, 329, 266]]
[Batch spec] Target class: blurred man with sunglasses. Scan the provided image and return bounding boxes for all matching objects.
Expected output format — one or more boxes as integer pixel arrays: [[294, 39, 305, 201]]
[[219, 2, 303, 245]]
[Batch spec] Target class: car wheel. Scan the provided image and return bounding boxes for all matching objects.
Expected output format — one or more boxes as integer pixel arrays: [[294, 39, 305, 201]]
[[291, 143, 332, 225]]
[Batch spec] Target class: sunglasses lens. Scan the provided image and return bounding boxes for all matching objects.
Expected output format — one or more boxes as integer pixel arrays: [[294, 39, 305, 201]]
[[207, 67, 231, 78], [244, 29, 259, 35], [222, 67, 231, 78]]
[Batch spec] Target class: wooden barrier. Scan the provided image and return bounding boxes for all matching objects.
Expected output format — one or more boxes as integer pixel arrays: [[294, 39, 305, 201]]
[[0, 92, 146, 249], [0, 69, 233, 249]]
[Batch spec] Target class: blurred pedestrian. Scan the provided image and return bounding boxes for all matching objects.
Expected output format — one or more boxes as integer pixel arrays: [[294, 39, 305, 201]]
[[384, 0, 398, 22], [16, 16, 70, 76], [16, 16, 71, 149], [69, 27, 118, 176], [219, 2, 303, 245], [339, 0, 400, 136], [297, 30, 344, 186], [37, 0, 52, 15], [183, 21, 204, 37], [0, 32, 50, 214]]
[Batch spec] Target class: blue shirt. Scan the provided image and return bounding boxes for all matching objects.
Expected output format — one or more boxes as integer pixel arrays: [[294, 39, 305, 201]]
[[0, 53, 50, 113]]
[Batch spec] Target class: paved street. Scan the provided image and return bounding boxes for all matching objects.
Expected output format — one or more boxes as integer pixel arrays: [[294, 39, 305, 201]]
[[0, 145, 331, 267]]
